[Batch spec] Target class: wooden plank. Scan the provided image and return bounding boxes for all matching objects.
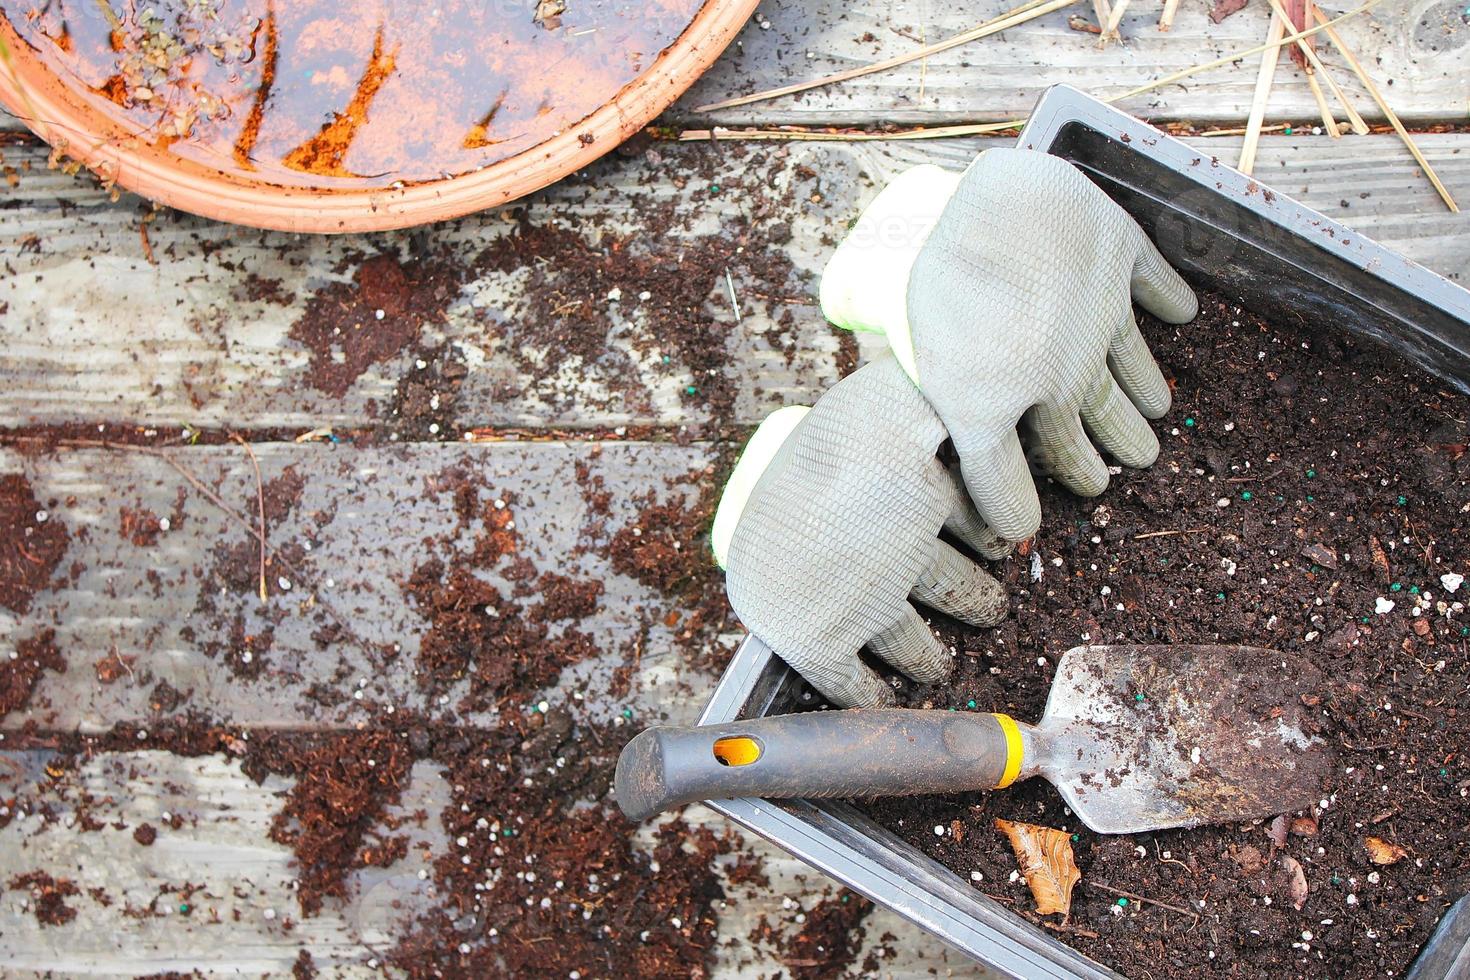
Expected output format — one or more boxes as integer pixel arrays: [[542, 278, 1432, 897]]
[[678, 0, 1469, 126], [0, 136, 872, 432], [0, 441, 728, 732], [0, 752, 978, 976], [0, 751, 451, 974], [2, 134, 1467, 432], [0, 435, 979, 973]]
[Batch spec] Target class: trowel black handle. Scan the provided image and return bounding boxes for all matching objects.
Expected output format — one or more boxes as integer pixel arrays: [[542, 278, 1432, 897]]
[[613, 709, 1025, 822]]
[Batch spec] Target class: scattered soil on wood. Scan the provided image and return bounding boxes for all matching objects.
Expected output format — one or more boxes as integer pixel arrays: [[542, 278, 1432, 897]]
[[0, 473, 69, 614], [404, 465, 611, 711], [390, 707, 736, 978], [204, 463, 306, 590], [4, 711, 738, 974], [0, 143, 866, 973], [292, 949, 317, 979], [193, 463, 314, 679], [475, 212, 800, 421], [773, 891, 874, 980], [289, 252, 468, 399], [852, 294, 1470, 979], [605, 462, 737, 677], [8, 870, 81, 926], [0, 628, 65, 720], [468, 146, 813, 424], [118, 503, 163, 546], [385, 343, 469, 441], [242, 730, 415, 917], [133, 823, 158, 846]]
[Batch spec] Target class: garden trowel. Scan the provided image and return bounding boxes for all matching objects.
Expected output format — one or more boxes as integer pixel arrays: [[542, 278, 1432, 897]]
[[615, 644, 1329, 833]]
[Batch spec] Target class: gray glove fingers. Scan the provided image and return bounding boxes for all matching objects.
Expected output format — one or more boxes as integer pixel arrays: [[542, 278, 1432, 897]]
[[867, 605, 954, 686], [1108, 308, 1172, 419], [930, 460, 1010, 561], [1080, 370, 1161, 469], [780, 644, 896, 710], [911, 539, 1007, 628], [1129, 229, 1199, 325], [955, 428, 1040, 544], [1025, 402, 1110, 498]]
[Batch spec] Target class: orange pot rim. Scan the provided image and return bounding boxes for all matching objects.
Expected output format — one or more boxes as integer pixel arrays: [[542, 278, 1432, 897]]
[[0, 1, 756, 233]]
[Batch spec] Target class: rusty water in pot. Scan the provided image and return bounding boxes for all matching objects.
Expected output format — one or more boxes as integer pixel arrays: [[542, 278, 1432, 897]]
[[4, 0, 702, 189]]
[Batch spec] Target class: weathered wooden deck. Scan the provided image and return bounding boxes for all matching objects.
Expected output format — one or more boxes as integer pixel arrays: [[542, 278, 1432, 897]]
[[1, 1, 1466, 976]]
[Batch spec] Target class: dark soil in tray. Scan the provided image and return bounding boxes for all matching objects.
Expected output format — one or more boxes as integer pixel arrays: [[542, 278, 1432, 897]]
[[848, 294, 1470, 978]]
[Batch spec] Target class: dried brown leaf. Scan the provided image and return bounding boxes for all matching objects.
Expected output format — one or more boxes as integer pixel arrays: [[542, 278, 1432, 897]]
[[1300, 542, 1337, 570], [1281, 854, 1309, 909], [1229, 843, 1265, 874], [994, 819, 1081, 917], [1364, 836, 1408, 865], [1267, 814, 1289, 850], [1290, 814, 1319, 837], [1369, 535, 1392, 585]]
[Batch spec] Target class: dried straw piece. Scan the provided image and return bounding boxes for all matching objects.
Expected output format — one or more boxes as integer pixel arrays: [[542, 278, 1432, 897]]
[[1100, 0, 1129, 44], [680, 0, 1388, 144], [1158, 0, 1182, 31], [1310, 6, 1459, 212], [1266, 0, 1368, 134], [1238, 10, 1286, 176], [693, 0, 1076, 112]]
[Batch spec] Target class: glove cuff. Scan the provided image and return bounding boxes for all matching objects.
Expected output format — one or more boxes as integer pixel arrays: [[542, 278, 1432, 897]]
[[711, 405, 811, 570], [818, 163, 962, 387]]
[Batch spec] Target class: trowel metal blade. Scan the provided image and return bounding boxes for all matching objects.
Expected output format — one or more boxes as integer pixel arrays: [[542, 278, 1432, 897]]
[[1034, 644, 1329, 834]]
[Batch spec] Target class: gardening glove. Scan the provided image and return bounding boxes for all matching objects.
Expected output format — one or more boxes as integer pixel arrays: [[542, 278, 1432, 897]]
[[711, 355, 1009, 709], [820, 148, 1198, 543]]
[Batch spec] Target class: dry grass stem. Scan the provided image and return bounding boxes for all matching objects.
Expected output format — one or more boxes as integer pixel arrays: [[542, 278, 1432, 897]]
[[1311, 6, 1459, 212], [1158, 0, 1182, 31], [693, 0, 1077, 112], [680, 0, 1386, 146], [1238, 10, 1286, 175], [1266, 0, 1367, 135]]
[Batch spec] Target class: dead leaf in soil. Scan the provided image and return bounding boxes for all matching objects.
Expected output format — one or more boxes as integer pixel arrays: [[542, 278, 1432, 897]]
[[1267, 814, 1289, 850], [1364, 836, 1408, 865], [1300, 543, 1337, 570], [1229, 843, 1265, 874], [1369, 535, 1392, 585], [1290, 814, 1319, 837], [995, 819, 1080, 917], [1281, 854, 1309, 909]]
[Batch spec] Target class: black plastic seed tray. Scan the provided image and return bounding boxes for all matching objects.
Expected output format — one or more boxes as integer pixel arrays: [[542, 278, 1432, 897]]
[[697, 84, 1470, 979]]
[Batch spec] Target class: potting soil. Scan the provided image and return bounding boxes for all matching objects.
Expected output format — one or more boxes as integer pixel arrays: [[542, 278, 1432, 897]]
[[847, 293, 1470, 979]]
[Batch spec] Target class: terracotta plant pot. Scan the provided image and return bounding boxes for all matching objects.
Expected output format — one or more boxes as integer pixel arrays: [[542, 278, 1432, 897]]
[[0, 0, 756, 233]]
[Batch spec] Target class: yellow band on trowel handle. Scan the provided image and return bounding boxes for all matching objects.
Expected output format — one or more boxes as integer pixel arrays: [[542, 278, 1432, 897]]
[[992, 713, 1024, 790]]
